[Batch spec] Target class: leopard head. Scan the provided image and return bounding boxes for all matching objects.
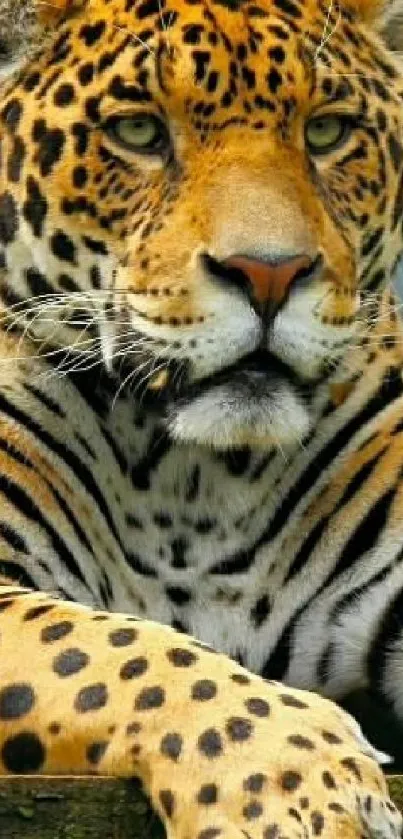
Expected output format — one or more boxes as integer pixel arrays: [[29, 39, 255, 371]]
[[1, 0, 403, 448]]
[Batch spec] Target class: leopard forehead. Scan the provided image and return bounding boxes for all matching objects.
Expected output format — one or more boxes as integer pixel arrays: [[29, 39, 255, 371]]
[[8, 0, 401, 127]]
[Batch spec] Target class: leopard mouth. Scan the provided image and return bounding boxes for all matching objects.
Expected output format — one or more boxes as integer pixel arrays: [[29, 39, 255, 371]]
[[183, 348, 299, 398]]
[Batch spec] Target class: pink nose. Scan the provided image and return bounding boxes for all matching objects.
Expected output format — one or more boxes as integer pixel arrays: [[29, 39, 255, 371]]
[[222, 254, 315, 306]]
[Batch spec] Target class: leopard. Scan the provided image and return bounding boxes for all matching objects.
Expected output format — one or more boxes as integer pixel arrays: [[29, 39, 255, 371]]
[[0, 0, 403, 834]]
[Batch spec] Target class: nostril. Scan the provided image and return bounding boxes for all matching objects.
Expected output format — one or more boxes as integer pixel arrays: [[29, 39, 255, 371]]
[[203, 251, 322, 310], [203, 253, 248, 288]]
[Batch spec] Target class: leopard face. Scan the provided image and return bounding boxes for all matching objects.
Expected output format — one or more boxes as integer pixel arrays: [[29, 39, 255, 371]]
[[1, 0, 403, 449]]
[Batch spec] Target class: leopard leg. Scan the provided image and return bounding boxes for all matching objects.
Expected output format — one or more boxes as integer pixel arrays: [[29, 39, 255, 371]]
[[0, 583, 401, 839]]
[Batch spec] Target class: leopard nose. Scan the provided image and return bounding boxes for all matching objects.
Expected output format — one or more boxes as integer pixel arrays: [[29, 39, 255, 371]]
[[220, 253, 320, 307]]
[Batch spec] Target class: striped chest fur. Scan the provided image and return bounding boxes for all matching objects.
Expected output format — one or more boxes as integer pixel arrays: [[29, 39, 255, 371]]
[[3, 313, 403, 716]]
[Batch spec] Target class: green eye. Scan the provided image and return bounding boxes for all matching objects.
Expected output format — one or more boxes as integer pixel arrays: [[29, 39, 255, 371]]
[[106, 114, 168, 154], [305, 115, 351, 153]]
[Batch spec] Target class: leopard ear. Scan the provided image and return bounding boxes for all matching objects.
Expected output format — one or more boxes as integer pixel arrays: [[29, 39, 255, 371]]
[[0, 0, 86, 80], [343, 0, 403, 50], [378, 0, 403, 50]]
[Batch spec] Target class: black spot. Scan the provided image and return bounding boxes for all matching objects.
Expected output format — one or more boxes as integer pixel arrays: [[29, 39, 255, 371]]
[[80, 21, 107, 46], [340, 756, 362, 781], [2, 732, 45, 773], [2, 99, 23, 133], [230, 673, 250, 685], [154, 511, 173, 528], [53, 648, 89, 677], [159, 789, 175, 817], [287, 734, 315, 750], [7, 136, 26, 183], [73, 166, 88, 189], [33, 125, 65, 177], [226, 717, 253, 742], [25, 267, 54, 298], [160, 732, 183, 761], [171, 536, 188, 568], [24, 604, 55, 621], [195, 518, 216, 535], [120, 657, 148, 680], [90, 265, 102, 288], [243, 800, 263, 820], [322, 730, 342, 744], [267, 68, 282, 94], [279, 694, 308, 709], [191, 679, 217, 701], [23, 176, 48, 237], [167, 647, 197, 667], [0, 192, 18, 244], [58, 273, 80, 292], [109, 628, 137, 647], [41, 621, 73, 643], [86, 741, 108, 765], [311, 811, 324, 835], [198, 829, 221, 839], [48, 722, 61, 735], [198, 783, 218, 804], [388, 134, 403, 172], [23, 72, 41, 92], [198, 728, 223, 757], [78, 63, 94, 86], [54, 83, 75, 107], [243, 773, 266, 793], [245, 697, 270, 717], [250, 594, 270, 627], [269, 46, 286, 63], [165, 586, 191, 605], [328, 802, 344, 814], [74, 683, 108, 713], [135, 686, 165, 710], [72, 122, 89, 156], [192, 50, 210, 83], [82, 234, 107, 254], [50, 230, 76, 264], [273, 0, 302, 17], [126, 721, 141, 735], [322, 771, 336, 789], [281, 771, 302, 791], [183, 24, 204, 44], [136, 0, 161, 19], [85, 95, 102, 123], [0, 684, 35, 720], [108, 76, 150, 103], [185, 464, 200, 501]]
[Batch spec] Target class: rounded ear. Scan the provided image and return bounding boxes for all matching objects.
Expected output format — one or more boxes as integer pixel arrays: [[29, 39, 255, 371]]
[[0, 0, 86, 80], [342, 0, 403, 50], [378, 0, 403, 50], [0, 1, 41, 78]]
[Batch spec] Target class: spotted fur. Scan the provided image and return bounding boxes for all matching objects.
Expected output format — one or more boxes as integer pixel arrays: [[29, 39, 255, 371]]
[[1, 581, 401, 838], [0, 0, 403, 833]]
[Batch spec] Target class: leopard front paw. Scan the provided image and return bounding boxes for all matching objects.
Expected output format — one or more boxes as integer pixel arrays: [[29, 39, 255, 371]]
[[0, 589, 400, 839]]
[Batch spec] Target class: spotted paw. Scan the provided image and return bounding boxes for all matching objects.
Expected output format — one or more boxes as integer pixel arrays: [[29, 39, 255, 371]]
[[0, 588, 400, 839]]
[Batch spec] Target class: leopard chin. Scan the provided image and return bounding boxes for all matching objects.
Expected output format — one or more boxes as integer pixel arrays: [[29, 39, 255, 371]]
[[165, 350, 312, 450]]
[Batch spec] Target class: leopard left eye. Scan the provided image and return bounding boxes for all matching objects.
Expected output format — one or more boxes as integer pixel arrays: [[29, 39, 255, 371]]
[[105, 114, 170, 155], [305, 115, 352, 154]]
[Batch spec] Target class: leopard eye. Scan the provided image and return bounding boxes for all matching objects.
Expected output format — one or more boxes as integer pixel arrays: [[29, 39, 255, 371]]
[[105, 114, 169, 154], [305, 115, 351, 154]]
